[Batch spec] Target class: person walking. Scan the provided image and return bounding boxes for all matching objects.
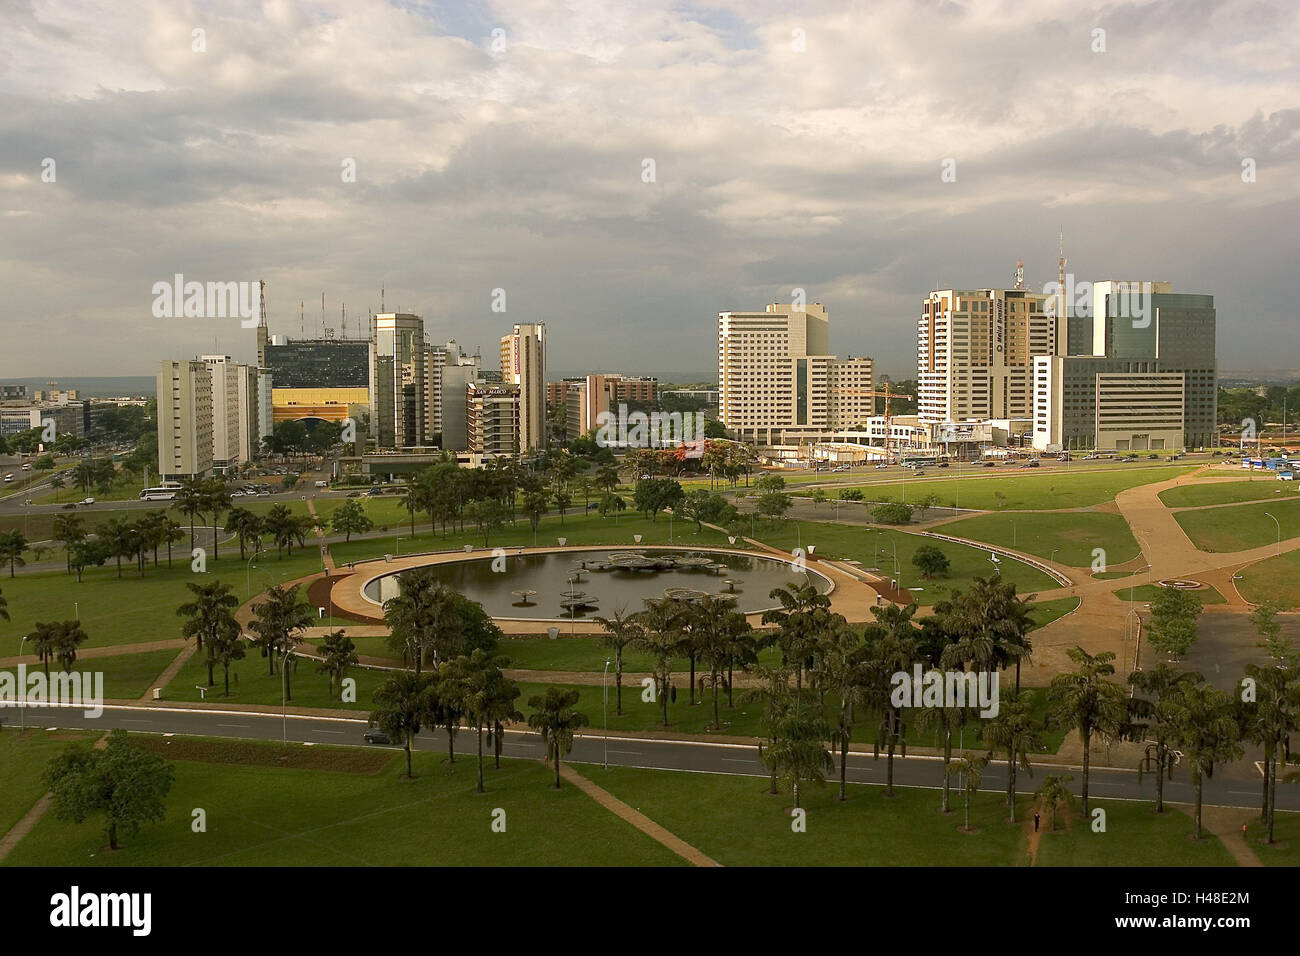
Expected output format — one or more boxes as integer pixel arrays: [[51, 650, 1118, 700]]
[[1033, 810, 1040, 833]]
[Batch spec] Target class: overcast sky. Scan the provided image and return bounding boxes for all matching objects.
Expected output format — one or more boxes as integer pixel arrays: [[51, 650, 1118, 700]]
[[2, 0, 1297, 380]]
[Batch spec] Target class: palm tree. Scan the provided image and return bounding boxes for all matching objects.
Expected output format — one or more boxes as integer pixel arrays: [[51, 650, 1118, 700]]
[[527, 686, 589, 789], [1130, 662, 1201, 813], [1047, 646, 1131, 817], [96, 517, 135, 578], [26, 621, 61, 677], [631, 597, 686, 727], [0, 585, 8, 624], [0, 530, 28, 577], [915, 703, 967, 813], [52, 514, 86, 574], [209, 618, 246, 697], [316, 630, 359, 699], [978, 692, 1043, 822], [370, 670, 435, 778], [761, 582, 833, 690], [456, 649, 522, 792], [55, 620, 89, 670], [593, 608, 642, 716], [1035, 774, 1075, 831], [812, 624, 866, 800], [175, 477, 205, 551], [202, 478, 230, 561], [176, 580, 240, 685], [247, 584, 313, 694], [225, 506, 263, 561], [861, 604, 919, 797], [741, 663, 794, 794], [690, 595, 752, 732], [945, 751, 991, 832], [760, 708, 834, 810], [1166, 680, 1244, 840]]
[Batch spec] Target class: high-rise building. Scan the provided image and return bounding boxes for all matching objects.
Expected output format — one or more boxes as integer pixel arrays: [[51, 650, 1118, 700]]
[[1032, 285, 1216, 451], [917, 288, 1059, 425], [426, 340, 480, 445], [157, 360, 214, 480], [556, 374, 660, 439], [500, 323, 546, 454], [370, 313, 426, 449], [466, 382, 521, 458], [717, 303, 875, 445], [200, 355, 242, 472]]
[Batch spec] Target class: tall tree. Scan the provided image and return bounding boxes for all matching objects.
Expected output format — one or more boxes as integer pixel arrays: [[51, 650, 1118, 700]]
[[1130, 662, 1201, 813], [978, 692, 1043, 822], [176, 580, 239, 685], [944, 751, 991, 833], [370, 671, 435, 778], [593, 608, 642, 717], [760, 708, 834, 810], [0, 530, 29, 577], [631, 596, 686, 727], [527, 686, 589, 789], [44, 729, 175, 850], [316, 630, 359, 700], [1048, 646, 1133, 817], [1166, 680, 1243, 840]]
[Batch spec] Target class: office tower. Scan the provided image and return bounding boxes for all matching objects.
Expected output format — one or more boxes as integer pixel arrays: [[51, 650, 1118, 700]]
[[500, 323, 546, 453], [369, 313, 426, 449], [261, 334, 369, 427], [917, 288, 1059, 425], [200, 355, 242, 472], [717, 303, 874, 445], [1032, 285, 1216, 451], [467, 382, 521, 458], [557, 374, 660, 440], [157, 360, 214, 480], [425, 340, 481, 445]]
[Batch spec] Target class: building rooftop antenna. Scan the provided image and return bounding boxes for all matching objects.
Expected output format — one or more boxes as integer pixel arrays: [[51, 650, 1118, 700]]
[[1015, 258, 1025, 290], [1057, 229, 1067, 317]]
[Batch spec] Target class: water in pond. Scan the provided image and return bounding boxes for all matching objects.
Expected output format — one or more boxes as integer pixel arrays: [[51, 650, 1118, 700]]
[[362, 548, 831, 620]]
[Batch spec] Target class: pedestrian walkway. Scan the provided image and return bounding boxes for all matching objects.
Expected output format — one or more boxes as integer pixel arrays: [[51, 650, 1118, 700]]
[[562, 763, 720, 866], [143, 641, 199, 701]]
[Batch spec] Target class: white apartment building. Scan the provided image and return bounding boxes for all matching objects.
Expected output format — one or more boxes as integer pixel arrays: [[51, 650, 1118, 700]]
[[917, 288, 1059, 425], [718, 303, 875, 446], [500, 323, 546, 454], [157, 360, 214, 481]]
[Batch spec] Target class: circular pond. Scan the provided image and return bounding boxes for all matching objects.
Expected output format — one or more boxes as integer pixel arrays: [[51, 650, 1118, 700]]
[[361, 548, 832, 620]]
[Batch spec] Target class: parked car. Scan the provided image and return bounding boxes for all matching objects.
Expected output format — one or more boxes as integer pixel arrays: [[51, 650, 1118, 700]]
[[230, 491, 245, 497], [363, 728, 392, 745], [1278, 472, 1294, 481], [347, 491, 362, 497], [983, 460, 995, 467], [1148, 454, 1159, 459]]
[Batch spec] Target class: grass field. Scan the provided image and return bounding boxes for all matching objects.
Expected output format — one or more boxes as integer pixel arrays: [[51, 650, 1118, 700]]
[[0, 728, 99, 836], [1032, 803, 1237, 866], [1111, 583, 1226, 605], [1174, 497, 1300, 553], [0, 550, 324, 657], [163, 648, 387, 711], [835, 465, 1195, 512], [1, 736, 684, 866], [1235, 550, 1300, 609], [936, 511, 1141, 568], [40, 649, 184, 699], [745, 521, 1058, 600], [1026, 596, 1081, 628], [1245, 813, 1300, 867], [1159, 480, 1298, 508]]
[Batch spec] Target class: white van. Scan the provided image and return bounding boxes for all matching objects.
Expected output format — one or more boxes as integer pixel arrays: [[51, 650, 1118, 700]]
[[314, 480, 329, 488]]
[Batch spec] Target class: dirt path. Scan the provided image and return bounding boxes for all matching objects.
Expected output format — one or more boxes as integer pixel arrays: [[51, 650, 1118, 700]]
[[143, 641, 199, 700], [0, 638, 186, 668], [562, 763, 720, 866], [1182, 804, 1262, 866]]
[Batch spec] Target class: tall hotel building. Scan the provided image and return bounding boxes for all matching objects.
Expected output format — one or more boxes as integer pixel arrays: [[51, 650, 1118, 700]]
[[500, 323, 546, 454], [717, 303, 875, 446], [917, 288, 1060, 425], [370, 313, 427, 449], [157, 360, 214, 481]]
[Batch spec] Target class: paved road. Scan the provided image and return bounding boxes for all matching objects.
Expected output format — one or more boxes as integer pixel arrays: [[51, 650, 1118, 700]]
[[7, 702, 1286, 813]]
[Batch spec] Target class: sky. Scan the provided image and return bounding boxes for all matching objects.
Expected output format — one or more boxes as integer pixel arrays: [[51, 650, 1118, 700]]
[[1, 0, 1297, 381]]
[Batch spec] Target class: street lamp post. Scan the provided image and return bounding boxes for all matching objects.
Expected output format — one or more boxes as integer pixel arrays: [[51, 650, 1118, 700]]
[[245, 546, 262, 600], [281, 645, 295, 748], [1050, 548, 1059, 566], [1265, 512, 1281, 556], [602, 659, 611, 770], [17, 635, 28, 730]]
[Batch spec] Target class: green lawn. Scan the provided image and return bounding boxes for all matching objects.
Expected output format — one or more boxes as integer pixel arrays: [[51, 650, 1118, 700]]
[[1, 736, 684, 866], [1026, 597, 1081, 628], [50, 649, 183, 700], [0, 728, 99, 836], [1111, 583, 1226, 605], [835, 465, 1195, 512], [1159, 480, 1298, 508], [581, 765, 1034, 865], [1175, 497, 1300, 553], [0, 550, 325, 657], [1033, 801, 1237, 866], [1235, 550, 1300, 609], [1245, 813, 1300, 866], [163, 649, 387, 710], [937, 511, 1140, 568], [747, 521, 1058, 601]]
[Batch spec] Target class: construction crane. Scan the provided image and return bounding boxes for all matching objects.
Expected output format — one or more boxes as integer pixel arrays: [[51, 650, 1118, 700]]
[[837, 381, 916, 453]]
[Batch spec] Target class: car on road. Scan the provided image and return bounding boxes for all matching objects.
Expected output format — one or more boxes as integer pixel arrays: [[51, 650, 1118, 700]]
[[912, 469, 925, 477], [875, 463, 889, 469], [230, 491, 245, 497], [937, 461, 949, 468], [363, 728, 392, 744], [347, 490, 362, 497], [982, 460, 995, 467], [61, 502, 76, 510], [80, 497, 95, 505], [1278, 472, 1294, 481]]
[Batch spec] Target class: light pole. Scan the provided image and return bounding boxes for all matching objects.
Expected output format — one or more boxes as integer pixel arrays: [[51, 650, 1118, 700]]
[[1010, 518, 1017, 548], [395, 534, 403, 556], [245, 546, 262, 600], [1265, 512, 1281, 556], [17, 635, 28, 730], [602, 659, 611, 770], [281, 645, 295, 748], [1050, 548, 1059, 566]]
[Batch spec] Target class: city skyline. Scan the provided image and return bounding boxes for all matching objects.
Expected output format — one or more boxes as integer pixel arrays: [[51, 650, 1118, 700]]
[[2, 0, 1297, 377]]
